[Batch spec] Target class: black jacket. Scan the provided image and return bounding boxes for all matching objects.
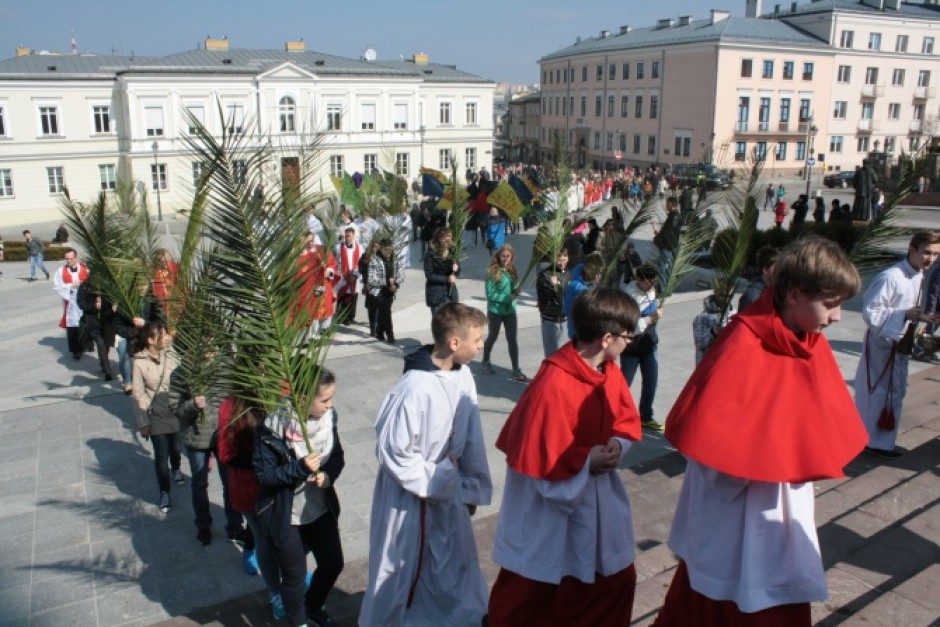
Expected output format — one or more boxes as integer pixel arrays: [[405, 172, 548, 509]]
[[423, 249, 459, 308], [536, 265, 571, 322]]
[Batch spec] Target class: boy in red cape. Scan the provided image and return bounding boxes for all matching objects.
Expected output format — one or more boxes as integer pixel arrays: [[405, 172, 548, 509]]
[[654, 237, 867, 627], [489, 287, 642, 627]]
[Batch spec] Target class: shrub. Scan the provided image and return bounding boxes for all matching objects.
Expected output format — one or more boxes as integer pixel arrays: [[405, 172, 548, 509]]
[[1, 241, 70, 262]]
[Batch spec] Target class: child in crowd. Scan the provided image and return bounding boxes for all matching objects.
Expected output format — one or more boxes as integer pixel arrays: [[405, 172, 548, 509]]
[[488, 287, 642, 626], [536, 247, 571, 357], [655, 237, 867, 626], [254, 368, 345, 627], [481, 244, 527, 381], [691, 290, 735, 365], [564, 252, 604, 338], [359, 303, 492, 626]]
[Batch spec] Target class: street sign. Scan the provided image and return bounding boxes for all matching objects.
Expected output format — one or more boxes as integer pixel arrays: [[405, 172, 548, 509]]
[[615, 151, 623, 160], [806, 157, 816, 167]]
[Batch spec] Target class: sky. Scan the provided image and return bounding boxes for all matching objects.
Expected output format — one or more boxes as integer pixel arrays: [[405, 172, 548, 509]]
[[0, 0, 738, 84]]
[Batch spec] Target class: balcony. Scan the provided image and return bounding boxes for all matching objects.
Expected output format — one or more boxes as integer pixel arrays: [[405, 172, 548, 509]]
[[860, 84, 884, 98], [857, 118, 879, 132], [734, 121, 807, 136], [914, 85, 935, 99], [910, 119, 923, 133]]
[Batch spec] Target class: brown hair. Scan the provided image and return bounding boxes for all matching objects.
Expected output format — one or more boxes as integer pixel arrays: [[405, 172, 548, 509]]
[[582, 252, 605, 283], [571, 287, 640, 342], [909, 230, 940, 251], [431, 302, 487, 345], [772, 236, 861, 307]]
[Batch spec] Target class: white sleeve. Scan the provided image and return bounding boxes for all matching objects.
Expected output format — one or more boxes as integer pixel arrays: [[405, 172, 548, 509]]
[[52, 270, 70, 301], [456, 401, 492, 507], [862, 273, 908, 342]]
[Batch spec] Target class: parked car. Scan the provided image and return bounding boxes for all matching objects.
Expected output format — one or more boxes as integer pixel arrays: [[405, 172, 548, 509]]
[[823, 171, 855, 188], [672, 164, 731, 190]]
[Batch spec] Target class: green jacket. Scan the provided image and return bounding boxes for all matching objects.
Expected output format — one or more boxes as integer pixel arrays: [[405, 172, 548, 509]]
[[485, 268, 518, 316]]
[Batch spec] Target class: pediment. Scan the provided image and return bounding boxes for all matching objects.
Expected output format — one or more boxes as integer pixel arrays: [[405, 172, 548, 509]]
[[258, 62, 316, 80]]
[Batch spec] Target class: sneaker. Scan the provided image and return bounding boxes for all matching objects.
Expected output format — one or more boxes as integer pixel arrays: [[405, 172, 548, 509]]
[[481, 361, 495, 375], [308, 608, 338, 627], [173, 469, 186, 485], [511, 369, 529, 383], [159, 492, 171, 513], [243, 549, 260, 576], [305, 571, 313, 592], [197, 529, 212, 546], [864, 446, 903, 459], [642, 420, 665, 432], [270, 593, 286, 621]]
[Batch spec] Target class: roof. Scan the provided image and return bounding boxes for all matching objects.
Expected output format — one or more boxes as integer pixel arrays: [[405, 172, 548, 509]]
[[0, 48, 492, 83], [771, 0, 940, 18], [542, 16, 828, 61]]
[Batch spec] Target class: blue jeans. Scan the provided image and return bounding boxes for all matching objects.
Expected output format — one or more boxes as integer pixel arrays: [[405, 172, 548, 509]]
[[150, 432, 182, 494], [185, 444, 243, 535], [621, 348, 659, 422], [118, 338, 132, 383], [29, 254, 49, 279]]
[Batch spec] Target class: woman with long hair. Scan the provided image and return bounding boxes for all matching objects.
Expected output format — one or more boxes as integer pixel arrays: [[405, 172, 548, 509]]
[[481, 244, 528, 382], [131, 321, 184, 513], [423, 226, 460, 316]]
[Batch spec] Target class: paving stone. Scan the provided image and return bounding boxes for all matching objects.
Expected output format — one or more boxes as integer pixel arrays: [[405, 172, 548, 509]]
[[834, 523, 939, 589], [0, 429, 38, 451], [0, 584, 30, 625], [0, 511, 34, 540], [0, 474, 36, 499], [30, 572, 97, 614], [96, 587, 167, 625], [0, 555, 33, 592], [31, 543, 93, 583], [858, 479, 935, 523], [29, 598, 98, 627], [837, 589, 940, 626], [0, 493, 35, 519]]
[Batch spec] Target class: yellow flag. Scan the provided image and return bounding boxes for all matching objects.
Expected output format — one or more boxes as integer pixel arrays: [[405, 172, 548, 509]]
[[330, 176, 344, 196], [437, 184, 469, 210], [488, 181, 525, 221]]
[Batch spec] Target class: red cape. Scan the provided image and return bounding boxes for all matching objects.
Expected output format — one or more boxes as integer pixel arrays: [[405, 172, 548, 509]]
[[496, 341, 642, 481], [664, 289, 867, 483]]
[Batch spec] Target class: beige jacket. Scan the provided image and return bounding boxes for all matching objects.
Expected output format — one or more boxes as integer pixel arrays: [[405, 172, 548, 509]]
[[132, 349, 180, 435]]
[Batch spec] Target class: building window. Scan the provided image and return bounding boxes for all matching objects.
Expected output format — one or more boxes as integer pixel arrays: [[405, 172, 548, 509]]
[[802, 62, 814, 80], [191, 162, 205, 190], [592, 132, 600, 149], [647, 135, 656, 156], [652, 61, 660, 79], [364, 154, 377, 172], [758, 97, 770, 131], [606, 133, 613, 150], [776, 141, 787, 160], [783, 61, 794, 80], [556, 69, 561, 83], [0, 105, 6, 137], [622, 63, 630, 80], [620, 134, 628, 151], [868, 33, 881, 51], [885, 136, 896, 153], [621, 95, 629, 117], [674, 135, 691, 157], [840, 30, 854, 48], [833, 101, 847, 119], [780, 98, 791, 122], [608, 94, 615, 117], [224, 103, 244, 134], [799, 99, 811, 122], [596, 64, 603, 80], [232, 160, 247, 185], [837, 65, 851, 83], [609, 64, 616, 80], [465, 148, 476, 169], [93, 105, 111, 134], [395, 153, 409, 177], [547, 98, 552, 116], [636, 62, 645, 79], [99, 164, 116, 191], [910, 136, 921, 151], [582, 66, 588, 81], [326, 104, 342, 131], [762, 60, 774, 79], [393, 103, 408, 130], [861, 102, 874, 119], [735, 141, 747, 162], [635, 95, 643, 118], [892, 69, 905, 86], [896, 35, 908, 53], [439, 148, 451, 170], [0, 169, 12, 197], [39, 106, 60, 136], [865, 67, 879, 85], [650, 95, 659, 119], [47, 166, 65, 194], [151, 163, 167, 190], [923, 37, 935, 54], [754, 141, 767, 161], [829, 136, 843, 153], [918, 70, 931, 87], [741, 59, 753, 78], [329, 155, 344, 178], [278, 97, 296, 132], [439, 102, 451, 125], [186, 104, 205, 134], [361, 103, 376, 130], [466, 102, 478, 125], [796, 141, 806, 160], [737, 96, 750, 130], [580, 96, 586, 117], [914, 103, 925, 120], [857, 136, 870, 152], [888, 103, 901, 119], [595, 95, 602, 117], [633, 133, 641, 154]]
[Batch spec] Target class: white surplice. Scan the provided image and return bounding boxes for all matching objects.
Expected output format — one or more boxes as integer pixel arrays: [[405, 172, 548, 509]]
[[358, 363, 492, 627], [853, 258, 922, 451], [668, 459, 826, 613]]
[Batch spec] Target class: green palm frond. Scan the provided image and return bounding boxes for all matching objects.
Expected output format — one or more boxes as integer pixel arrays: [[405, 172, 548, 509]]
[[446, 159, 471, 262], [600, 195, 658, 285], [659, 207, 713, 305]]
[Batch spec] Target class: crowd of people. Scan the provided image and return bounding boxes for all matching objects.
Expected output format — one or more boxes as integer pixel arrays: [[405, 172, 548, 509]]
[[31, 160, 940, 627]]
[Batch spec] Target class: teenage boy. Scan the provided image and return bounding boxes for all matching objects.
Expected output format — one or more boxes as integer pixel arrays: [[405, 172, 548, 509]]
[[24, 229, 50, 281], [488, 287, 642, 627], [655, 237, 867, 626], [359, 303, 492, 627]]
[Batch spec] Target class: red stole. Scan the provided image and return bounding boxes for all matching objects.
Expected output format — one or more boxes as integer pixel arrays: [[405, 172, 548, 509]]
[[496, 341, 641, 481], [664, 289, 867, 483], [59, 263, 89, 328], [336, 242, 362, 296]]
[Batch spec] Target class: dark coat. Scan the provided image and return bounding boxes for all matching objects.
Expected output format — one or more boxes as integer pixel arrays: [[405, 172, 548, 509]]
[[423, 249, 459, 308]]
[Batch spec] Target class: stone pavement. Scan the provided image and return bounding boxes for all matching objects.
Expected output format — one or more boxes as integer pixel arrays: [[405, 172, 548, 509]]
[[0, 195, 937, 626]]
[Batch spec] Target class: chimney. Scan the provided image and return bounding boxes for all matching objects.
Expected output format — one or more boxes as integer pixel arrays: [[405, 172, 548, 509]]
[[599, 30, 610, 38], [16, 46, 31, 56], [619, 25, 632, 35], [656, 18, 674, 29], [412, 52, 429, 65], [678, 15, 692, 26], [710, 10, 730, 24], [205, 36, 229, 51], [285, 39, 305, 52], [745, 0, 762, 18]]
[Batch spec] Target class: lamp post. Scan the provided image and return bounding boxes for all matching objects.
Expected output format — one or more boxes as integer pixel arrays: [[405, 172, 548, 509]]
[[804, 121, 818, 199], [151, 141, 163, 222]]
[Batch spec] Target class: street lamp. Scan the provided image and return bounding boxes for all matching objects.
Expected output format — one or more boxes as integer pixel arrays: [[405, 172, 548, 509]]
[[151, 141, 163, 222], [804, 121, 818, 200]]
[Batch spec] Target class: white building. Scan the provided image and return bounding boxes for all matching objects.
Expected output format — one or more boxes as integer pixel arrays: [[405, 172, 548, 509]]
[[0, 39, 495, 223]]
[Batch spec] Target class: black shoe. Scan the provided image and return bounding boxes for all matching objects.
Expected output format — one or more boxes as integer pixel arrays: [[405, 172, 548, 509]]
[[308, 608, 338, 627], [864, 446, 902, 459], [72, 353, 82, 360], [227, 528, 249, 546], [197, 529, 212, 546], [386, 335, 395, 343], [104, 373, 114, 381]]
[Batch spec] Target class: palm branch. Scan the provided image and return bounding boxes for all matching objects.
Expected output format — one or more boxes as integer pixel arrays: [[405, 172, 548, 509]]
[[658, 206, 713, 305], [445, 159, 471, 297], [599, 195, 658, 286], [518, 135, 571, 288]]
